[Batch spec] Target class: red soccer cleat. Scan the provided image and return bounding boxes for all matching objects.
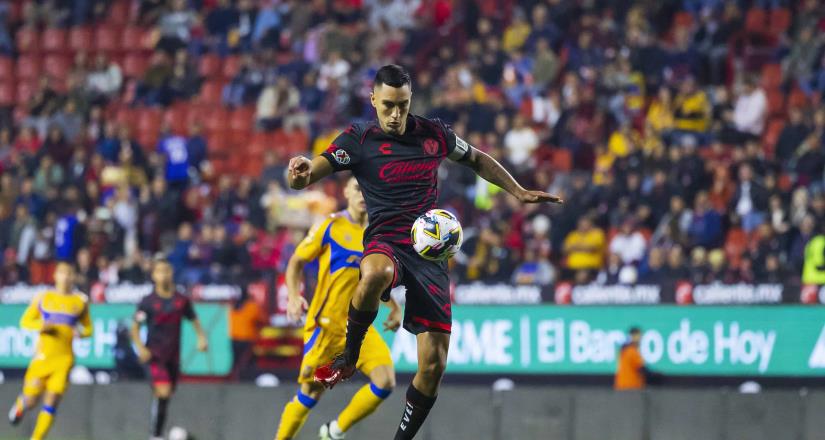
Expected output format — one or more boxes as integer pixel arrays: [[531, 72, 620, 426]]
[[314, 354, 356, 389]]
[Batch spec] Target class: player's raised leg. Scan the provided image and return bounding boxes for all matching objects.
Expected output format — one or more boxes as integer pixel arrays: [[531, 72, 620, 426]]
[[314, 253, 395, 387], [394, 332, 449, 440], [30, 392, 60, 440], [275, 381, 325, 440]]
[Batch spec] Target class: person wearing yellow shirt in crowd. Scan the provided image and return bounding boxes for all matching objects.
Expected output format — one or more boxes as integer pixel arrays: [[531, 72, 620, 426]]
[[607, 123, 642, 158], [563, 217, 606, 279], [502, 9, 531, 53], [646, 86, 675, 140], [8, 262, 92, 440], [673, 76, 711, 140]]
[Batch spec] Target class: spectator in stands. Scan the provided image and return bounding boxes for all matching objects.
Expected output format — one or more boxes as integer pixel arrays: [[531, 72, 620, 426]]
[[168, 222, 193, 280], [673, 76, 711, 143], [512, 247, 555, 286], [782, 26, 823, 88], [168, 50, 201, 101], [24, 78, 61, 137], [205, 0, 240, 55], [730, 164, 768, 232], [688, 247, 709, 284], [157, 0, 197, 53], [503, 115, 539, 171], [32, 155, 64, 196], [157, 130, 190, 191], [688, 191, 723, 248], [461, 224, 513, 283], [646, 86, 675, 144], [563, 217, 606, 279], [759, 253, 788, 283], [663, 245, 690, 281], [598, 253, 637, 285], [223, 55, 265, 107], [731, 77, 767, 142], [41, 125, 72, 166], [86, 53, 123, 103], [256, 76, 301, 131], [794, 133, 825, 187], [134, 52, 173, 106], [776, 106, 810, 163], [638, 247, 666, 284], [609, 218, 647, 265]]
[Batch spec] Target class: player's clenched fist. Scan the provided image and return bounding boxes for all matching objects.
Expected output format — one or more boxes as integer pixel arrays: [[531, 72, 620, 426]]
[[288, 156, 312, 189]]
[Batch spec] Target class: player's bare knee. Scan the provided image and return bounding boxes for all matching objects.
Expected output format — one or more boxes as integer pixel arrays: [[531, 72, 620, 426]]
[[301, 382, 325, 400], [359, 261, 394, 294], [418, 358, 446, 384], [369, 366, 396, 390]]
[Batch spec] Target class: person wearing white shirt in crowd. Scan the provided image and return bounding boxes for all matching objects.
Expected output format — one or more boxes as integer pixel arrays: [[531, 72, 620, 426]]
[[86, 53, 123, 99], [732, 77, 767, 137], [609, 218, 647, 265], [504, 114, 540, 169]]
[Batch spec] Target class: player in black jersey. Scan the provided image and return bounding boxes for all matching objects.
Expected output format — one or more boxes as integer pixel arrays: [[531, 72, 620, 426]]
[[287, 65, 562, 439], [131, 256, 208, 440]]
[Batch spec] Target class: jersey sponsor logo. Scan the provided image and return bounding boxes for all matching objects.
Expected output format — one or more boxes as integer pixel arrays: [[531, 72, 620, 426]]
[[423, 138, 439, 156], [379, 143, 393, 155], [333, 149, 351, 165], [378, 160, 439, 183]]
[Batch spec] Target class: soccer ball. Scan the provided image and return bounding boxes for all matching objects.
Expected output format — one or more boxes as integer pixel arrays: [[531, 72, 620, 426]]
[[411, 209, 463, 261]]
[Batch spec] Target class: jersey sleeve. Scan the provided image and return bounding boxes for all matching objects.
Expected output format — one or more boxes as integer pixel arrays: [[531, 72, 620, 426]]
[[440, 121, 471, 162], [134, 296, 151, 324], [19, 293, 44, 331], [77, 299, 93, 338], [320, 124, 362, 172], [183, 296, 197, 321], [293, 217, 333, 262]]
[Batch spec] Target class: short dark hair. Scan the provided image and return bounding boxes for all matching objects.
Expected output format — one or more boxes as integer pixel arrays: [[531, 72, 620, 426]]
[[374, 64, 411, 89], [629, 327, 641, 335]]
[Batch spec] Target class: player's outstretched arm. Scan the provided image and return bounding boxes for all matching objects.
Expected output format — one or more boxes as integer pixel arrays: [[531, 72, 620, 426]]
[[287, 155, 334, 190], [462, 147, 563, 204]]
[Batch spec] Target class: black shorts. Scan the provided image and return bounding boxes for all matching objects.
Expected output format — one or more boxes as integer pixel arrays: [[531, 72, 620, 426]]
[[149, 359, 180, 389], [364, 239, 452, 334]]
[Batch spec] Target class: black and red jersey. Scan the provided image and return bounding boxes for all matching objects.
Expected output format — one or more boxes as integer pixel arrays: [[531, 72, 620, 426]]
[[134, 289, 196, 363], [321, 114, 470, 244]]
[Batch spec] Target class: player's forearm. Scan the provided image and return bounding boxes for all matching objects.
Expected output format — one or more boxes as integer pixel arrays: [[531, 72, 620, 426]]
[[288, 156, 333, 190], [466, 149, 525, 197], [19, 307, 43, 331], [284, 256, 306, 301], [130, 322, 146, 350], [192, 319, 207, 340]]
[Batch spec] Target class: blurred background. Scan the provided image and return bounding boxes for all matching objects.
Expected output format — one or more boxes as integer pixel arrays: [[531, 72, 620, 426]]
[[0, 0, 824, 439]]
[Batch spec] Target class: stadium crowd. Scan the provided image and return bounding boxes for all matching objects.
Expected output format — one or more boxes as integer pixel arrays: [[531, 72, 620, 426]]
[[0, 0, 824, 292]]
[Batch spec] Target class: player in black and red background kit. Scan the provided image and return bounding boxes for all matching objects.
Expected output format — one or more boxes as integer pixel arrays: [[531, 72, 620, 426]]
[[131, 256, 208, 440], [287, 65, 563, 439]]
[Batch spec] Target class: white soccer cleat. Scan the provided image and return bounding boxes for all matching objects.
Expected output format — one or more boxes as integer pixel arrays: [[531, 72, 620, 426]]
[[319, 420, 346, 439], [8, 399, 23, 426]]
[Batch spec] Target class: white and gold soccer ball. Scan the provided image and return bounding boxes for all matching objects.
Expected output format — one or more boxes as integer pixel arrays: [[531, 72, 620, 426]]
[[411, 209, 463, 261]]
